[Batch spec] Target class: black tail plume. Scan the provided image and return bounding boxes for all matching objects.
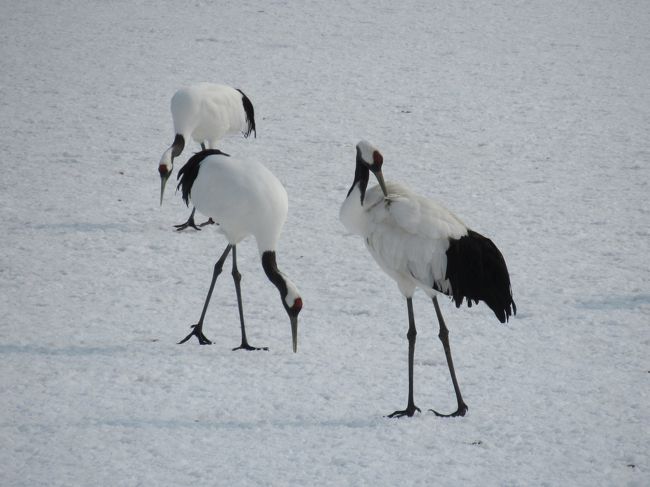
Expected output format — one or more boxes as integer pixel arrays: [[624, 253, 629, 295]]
[[445, 230, 516, 323], [236, 88, 256, 138]]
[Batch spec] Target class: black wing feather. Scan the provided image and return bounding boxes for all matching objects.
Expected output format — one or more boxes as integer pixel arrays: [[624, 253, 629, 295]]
[[236, 88, 256, 138], [445, 230, 516, 323], [176, 149, 229, 206]]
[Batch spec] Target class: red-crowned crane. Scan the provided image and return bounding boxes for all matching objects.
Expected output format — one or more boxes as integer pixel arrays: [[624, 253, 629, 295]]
[[340, 141, 516, 417], [159, 83, 256, 230], [167, 149, 302, 352]]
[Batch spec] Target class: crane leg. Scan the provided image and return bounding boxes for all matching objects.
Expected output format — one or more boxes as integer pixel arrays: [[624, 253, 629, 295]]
[[388, 298, 421, 418], [429, 296, 468, 417], [231, 246, 268, 351], [178, 245, 232, 345]]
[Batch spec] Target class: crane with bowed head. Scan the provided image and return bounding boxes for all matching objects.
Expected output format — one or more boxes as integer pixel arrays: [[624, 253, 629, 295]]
[[161, 149, 302, 352], [159, 83, 256, 230]]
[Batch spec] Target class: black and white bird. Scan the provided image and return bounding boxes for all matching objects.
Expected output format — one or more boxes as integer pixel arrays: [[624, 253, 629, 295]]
[[166, 149, 302, 352], [159, 82, 256, 230], [340, 141, 516, 418]]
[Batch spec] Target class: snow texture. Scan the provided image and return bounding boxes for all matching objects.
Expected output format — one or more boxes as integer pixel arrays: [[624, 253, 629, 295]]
[[1, 0, 648, 486]]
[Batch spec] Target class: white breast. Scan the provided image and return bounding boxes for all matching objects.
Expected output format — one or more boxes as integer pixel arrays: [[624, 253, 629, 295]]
[[342, 180, 468, 297]]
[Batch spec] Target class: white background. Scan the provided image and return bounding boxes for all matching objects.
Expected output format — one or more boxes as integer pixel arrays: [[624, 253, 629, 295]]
[[1, 1, 648, 485]]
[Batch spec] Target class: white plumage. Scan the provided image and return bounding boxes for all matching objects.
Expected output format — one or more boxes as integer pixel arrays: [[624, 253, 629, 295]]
[[340, 140, 516, 418], [158, 83, 256, 230], [341, 179, 467, 298], [191, 155, 288, 253], [171, 149, 302, 352]]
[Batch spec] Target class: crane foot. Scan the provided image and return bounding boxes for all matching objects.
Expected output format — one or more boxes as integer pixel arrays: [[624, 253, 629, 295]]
[[198, 218, 216, 227], [386, 405, 421, 418], [429, 403, 468, 417], [174, 214, 202, 231], [178, 324, 212, 345], [232, 343, 269, 351]]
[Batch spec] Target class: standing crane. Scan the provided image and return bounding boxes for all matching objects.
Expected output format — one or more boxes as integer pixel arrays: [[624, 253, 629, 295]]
[[159, 83, 256, 230], [160, 149, 302, 351], [340, 141, 516, 417]]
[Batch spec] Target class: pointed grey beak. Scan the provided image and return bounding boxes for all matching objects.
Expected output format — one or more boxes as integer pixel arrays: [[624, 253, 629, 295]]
[[159, 168, 170, 206], [290, 315, 298, 353], [373, 169, 388, 197]]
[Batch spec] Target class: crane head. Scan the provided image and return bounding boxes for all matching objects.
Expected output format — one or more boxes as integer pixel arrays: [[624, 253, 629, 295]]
[[159, 134, 185, 206], [261, 250, 303, 353], [356, 140, 387, 196]]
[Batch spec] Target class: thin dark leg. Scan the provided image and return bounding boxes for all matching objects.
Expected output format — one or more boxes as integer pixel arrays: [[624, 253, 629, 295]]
[[388, 298, 421, 418], [231, 246, 268, 351], [178, 245, 232, 345], [201, 143, 206, 150], [429, 296, 468, 417]]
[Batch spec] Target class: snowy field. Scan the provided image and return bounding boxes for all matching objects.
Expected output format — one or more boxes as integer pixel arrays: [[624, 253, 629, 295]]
[[1, 0, 649, 485]]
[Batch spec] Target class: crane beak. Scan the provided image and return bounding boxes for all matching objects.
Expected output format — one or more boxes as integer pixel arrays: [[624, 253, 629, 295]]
[[373, 169, 388, 197], [159, 174, 169, 206], [290, 315, 298, 353], [159, 166, 171, 206]]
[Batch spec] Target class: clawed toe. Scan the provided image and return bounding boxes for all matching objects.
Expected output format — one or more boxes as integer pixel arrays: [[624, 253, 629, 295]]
[[178, 324, 212, 345], [232, 343, 269, 351], [429, 403, 468, 418], [174, 219, 202, 231], [387, 405, 421, 418], [198, 218, 216, 227]]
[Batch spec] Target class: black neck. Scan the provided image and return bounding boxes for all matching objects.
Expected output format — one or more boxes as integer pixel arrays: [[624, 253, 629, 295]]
[[261, 251, 290, 311], [171, 134, 185, 159], [347, 151, 370, 204]]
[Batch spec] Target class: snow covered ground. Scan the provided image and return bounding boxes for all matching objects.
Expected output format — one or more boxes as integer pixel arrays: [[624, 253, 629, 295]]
[[1, 0, 648, 485]]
